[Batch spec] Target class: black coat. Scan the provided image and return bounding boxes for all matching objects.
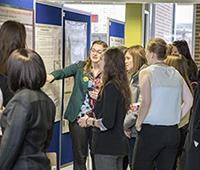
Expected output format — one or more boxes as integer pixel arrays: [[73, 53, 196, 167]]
[[181, 79, 200, 170], [0, 88, 55, 170], [0, 74, 13, 106], [92, 82, 129, 155]]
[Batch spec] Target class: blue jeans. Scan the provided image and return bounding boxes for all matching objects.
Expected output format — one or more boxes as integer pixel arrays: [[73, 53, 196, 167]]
[[95, 154, 124, 170]]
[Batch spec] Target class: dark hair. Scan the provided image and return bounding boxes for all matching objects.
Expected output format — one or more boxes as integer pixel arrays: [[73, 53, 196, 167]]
[[83, 40, 108, 74], [102, 47, 131, 111], [125, 45, 146, 77], [165, 54, 193, 94], [172, 40, 192, 60], [7, 48, 46, 92], [146, 38, 167, 60], [0, 20, 26, 75], [172, 40, 198, 82]]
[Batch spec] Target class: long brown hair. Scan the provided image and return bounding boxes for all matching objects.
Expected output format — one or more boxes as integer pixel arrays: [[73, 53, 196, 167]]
[[125, 45, 146, 77], [102, 47, 131, 111], [0, 20, 26, 75], [165, 54, 193, 94], [172, 40, 198, 82], [83, 40, 108, 74]]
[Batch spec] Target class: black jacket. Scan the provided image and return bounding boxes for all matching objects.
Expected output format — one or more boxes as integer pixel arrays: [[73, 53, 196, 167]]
[[92, 82, 129, 155], [0, 88, 55, 170], [181, 78, 200, 170], [0, 74, 13, 106]]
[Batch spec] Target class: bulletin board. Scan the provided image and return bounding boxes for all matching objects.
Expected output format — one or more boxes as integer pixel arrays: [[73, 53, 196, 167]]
[[107, 18, 125, 47], [36, 2, 63, 170], [0, 0, 34, 9], [61, 7, 91, 166], [0, 3, 34, 49]]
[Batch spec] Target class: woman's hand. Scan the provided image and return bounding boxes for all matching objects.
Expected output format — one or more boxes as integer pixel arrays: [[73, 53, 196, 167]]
[[88, 90, 99, 100], [194, 140, 199, 147], [124, 130, 131, 138], [46, 74, 55, 84], [135, 125, 142, 132], [0, 105, 5, 118], [78, 115, 89, 127]]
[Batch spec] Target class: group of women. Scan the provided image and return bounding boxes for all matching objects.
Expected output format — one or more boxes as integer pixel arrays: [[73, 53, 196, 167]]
[[0, 19, 199, 170], [49, 37, 195, 170]]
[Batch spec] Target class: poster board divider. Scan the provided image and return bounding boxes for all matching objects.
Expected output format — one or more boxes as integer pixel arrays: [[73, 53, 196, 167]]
[[35, 2, 63, 170]]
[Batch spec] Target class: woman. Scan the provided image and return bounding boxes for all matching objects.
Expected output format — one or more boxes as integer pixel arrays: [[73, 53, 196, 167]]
[[0, 20, 23, 144], [172, 40, 198, 86], [165, 54, 193, 170], [132, 38, 193, 170], [0, 20, 26, 75], [180, 72, 200, 170], [46, 40, 108, 170], [0, 74, 14, 143], [0, 48, 56, 170], [78, 47, 131, 170], [123, 45, 147, 170]]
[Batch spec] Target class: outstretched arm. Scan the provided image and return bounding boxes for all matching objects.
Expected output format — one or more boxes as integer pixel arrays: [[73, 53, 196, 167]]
[[46, 74, 55, 84]]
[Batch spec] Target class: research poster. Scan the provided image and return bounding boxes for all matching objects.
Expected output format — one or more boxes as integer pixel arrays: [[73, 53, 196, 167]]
[[35, 24, 62, 122], [62, 20, 87, 133], [0, 4, 34, 49], [109, 36, 124, 47]]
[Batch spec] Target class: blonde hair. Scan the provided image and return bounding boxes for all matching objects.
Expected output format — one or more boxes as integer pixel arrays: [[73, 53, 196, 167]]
[[166, 44, 173, 56], [165, 54, 193, 94]]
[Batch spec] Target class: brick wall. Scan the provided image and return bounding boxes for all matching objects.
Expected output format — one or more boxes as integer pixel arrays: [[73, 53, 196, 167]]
[[155, 3, 173, 43], [195, 4, 200, 69]]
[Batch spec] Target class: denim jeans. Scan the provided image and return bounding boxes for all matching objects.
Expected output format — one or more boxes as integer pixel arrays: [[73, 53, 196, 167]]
[[95, 154, 124, 170]]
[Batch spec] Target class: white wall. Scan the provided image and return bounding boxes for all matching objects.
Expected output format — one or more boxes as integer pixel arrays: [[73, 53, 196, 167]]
[[64, 4, 126, 33]]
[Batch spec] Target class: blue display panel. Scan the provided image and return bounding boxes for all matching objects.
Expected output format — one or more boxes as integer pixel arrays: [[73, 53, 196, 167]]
[[0, 0, 33, 9], [61, 10, 91, 165], [109, 20, 124, 38], [108, 19, 125, 46], [36, 3, 62, 26]]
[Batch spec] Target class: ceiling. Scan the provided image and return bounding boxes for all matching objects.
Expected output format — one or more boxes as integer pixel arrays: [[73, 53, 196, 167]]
[[39, 0, 199, 4]]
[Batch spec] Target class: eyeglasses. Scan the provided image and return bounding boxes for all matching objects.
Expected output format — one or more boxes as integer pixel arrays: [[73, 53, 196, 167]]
[[91, 48, 102, 54]]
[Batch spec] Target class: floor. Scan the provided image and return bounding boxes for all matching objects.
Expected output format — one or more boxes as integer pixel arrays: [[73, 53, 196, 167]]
[[60, 154, 131, 170], [61, 164, 131, 170]]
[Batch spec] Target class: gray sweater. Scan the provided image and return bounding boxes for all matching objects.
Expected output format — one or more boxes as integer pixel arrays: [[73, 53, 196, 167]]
[[124, 64, 146, 137]]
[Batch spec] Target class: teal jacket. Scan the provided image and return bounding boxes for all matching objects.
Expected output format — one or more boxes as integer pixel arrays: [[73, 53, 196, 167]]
[[51, 61, 89, 122]]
